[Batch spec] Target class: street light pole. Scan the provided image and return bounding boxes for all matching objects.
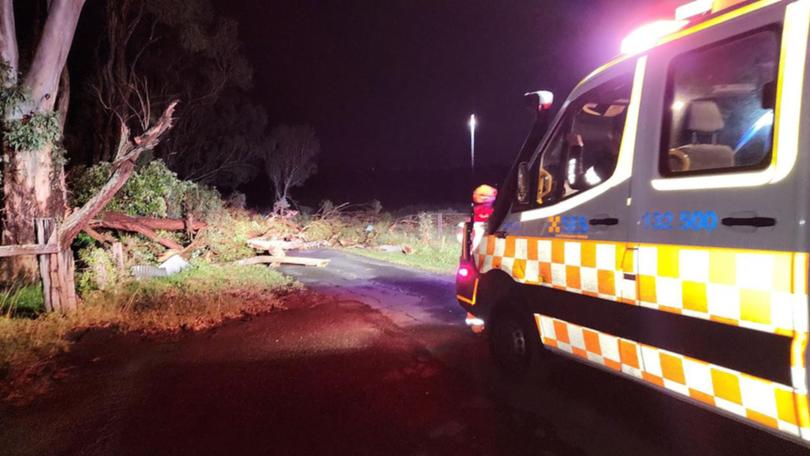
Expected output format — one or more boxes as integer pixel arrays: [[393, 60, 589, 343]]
[[468, 114, 477, 173]]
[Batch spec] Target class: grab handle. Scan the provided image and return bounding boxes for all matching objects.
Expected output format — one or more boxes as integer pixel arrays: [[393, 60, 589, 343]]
[[721, 217, 776, 228]]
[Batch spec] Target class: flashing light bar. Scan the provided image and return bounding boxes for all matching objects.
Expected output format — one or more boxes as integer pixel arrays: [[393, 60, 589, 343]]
[[675, 0, 713, 20], [620, 19, 689, 54]]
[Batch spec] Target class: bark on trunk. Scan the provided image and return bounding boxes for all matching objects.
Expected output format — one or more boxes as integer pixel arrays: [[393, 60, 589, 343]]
[[1, 144, 67, 281], [24, 0, 85, 113], [0, 0, 18, 86]]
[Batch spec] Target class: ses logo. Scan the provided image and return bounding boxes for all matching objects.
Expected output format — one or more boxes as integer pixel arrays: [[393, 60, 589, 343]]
[[548, 215, 589, 235], [642, 210, 718, 233]]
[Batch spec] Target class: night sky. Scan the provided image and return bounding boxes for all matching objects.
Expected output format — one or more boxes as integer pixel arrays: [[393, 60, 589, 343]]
[[221, 0, 681, 207]]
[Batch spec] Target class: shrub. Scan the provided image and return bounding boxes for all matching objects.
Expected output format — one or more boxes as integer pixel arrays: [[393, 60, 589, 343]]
[[69, 160, 223, 220], [77, 247, 126, 294]]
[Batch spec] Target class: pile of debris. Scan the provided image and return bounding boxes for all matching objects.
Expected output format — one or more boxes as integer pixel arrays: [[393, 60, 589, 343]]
[[86, 211, 332, 279]]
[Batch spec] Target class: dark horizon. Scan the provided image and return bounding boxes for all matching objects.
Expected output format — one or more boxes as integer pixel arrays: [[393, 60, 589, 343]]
[[223, 0, 681, 208]]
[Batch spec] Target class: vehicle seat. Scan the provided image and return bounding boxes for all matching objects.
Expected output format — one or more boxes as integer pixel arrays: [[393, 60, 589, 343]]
[[668, 100, 734, 172]]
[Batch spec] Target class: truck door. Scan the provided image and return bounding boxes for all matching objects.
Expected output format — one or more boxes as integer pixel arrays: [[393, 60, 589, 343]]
[[628, 2, 810, 440], [482, 58, 647, 358]]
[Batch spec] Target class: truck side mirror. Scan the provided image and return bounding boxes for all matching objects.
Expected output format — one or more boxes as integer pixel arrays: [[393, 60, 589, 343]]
[[525, 90, 555, 114], [516, 162, 530, 204]]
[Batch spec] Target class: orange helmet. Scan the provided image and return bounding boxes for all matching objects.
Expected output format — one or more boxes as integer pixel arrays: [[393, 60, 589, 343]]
[[472, 185, 497, 205]]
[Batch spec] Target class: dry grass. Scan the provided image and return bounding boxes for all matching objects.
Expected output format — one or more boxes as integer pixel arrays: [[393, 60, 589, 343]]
[[0, 263, 298, 401]]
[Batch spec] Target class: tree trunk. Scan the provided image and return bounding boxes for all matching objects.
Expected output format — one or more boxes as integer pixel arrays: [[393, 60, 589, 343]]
[[1, 144, 67, 282]]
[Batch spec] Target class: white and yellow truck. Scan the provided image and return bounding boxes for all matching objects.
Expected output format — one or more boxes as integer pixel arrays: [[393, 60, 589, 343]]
[[457, 0, 810, 445]]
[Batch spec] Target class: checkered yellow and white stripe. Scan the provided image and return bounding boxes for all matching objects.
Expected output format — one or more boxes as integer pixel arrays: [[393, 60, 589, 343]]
[[637, 246, 808, 336], [476, 236, 636, 303], [476, 235, 809, 337], [535, 314, 810, 440]]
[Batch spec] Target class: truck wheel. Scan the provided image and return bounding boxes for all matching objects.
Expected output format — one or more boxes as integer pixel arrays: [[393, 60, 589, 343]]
[[488, 309, 535, 376]]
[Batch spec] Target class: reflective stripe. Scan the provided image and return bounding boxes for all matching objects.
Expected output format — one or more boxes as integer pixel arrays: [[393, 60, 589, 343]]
[[536, 314, 808, 439], [478, 235, 808, 337]]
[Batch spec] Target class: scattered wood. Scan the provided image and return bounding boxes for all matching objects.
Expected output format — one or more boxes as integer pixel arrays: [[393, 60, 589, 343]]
[[157, 234, 207, 263], [246, 238, 307, 252], [232, 255, 330, 268]]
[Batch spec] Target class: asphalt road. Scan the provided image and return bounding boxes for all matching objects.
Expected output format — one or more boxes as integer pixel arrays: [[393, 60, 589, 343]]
[[0, 249, 808, 455]]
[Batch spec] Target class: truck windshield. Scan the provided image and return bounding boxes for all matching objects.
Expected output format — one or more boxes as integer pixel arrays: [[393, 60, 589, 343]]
[[536, 74, 632, 206]]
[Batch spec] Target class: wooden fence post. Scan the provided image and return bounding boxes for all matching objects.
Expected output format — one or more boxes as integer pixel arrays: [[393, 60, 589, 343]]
[[35, 218, 77, 313], [437, 213, 445, 249], [35, 218, 54, 312], [111, 242, 125, 272]]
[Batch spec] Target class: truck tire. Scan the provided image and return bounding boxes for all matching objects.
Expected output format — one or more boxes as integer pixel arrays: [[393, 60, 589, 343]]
[[488, 308, 536, 377]]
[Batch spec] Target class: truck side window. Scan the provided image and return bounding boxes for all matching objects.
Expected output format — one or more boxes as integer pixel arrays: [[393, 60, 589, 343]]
[[536, 75, 632, 206], [662, 30, 779, 175]]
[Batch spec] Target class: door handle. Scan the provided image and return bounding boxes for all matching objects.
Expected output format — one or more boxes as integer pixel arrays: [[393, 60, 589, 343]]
[[589, 217, 619, 226], [721, 217, 776, 228]]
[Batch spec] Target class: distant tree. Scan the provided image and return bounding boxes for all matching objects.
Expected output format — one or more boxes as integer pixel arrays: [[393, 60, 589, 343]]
[[265, 125, 319, 207]]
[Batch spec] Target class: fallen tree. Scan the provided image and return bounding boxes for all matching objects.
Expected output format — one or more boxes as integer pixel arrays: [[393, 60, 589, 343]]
[[86, 211, 207, 253], [41, 101, 179, 311], [91, 212, 207, 232]]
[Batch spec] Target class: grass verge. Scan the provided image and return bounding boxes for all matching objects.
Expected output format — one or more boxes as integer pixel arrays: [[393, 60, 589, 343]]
[[0, 263, 298, 402], [349, 241, 458, 274]]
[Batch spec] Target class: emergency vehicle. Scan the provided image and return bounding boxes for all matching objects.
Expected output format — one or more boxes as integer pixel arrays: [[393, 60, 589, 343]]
[[456, 0, 810, 445]]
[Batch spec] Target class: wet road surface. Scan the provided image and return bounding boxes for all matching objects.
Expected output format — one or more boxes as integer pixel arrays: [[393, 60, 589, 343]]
[[0, 249, 807, 455]]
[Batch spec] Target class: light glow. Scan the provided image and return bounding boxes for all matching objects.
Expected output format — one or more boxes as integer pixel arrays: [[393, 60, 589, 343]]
[[458, 266, 470, 278], [675, 0, 713, 20], [621, 20, 689, 55], [465, 314, 485, 327]]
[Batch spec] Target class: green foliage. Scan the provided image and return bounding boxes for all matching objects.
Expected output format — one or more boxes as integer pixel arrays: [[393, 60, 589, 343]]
[[4, 111, 61, 152], [0, 85, 25, 120], [70, 160, 223, 219], [77, 247, 124, 295], [301, 220, 335, 243], [0, 284, 44, 318]]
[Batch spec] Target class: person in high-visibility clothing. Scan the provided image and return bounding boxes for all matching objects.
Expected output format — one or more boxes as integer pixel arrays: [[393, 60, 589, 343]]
[[458, 185, 498, 248], [472, 185, 498, 223]]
